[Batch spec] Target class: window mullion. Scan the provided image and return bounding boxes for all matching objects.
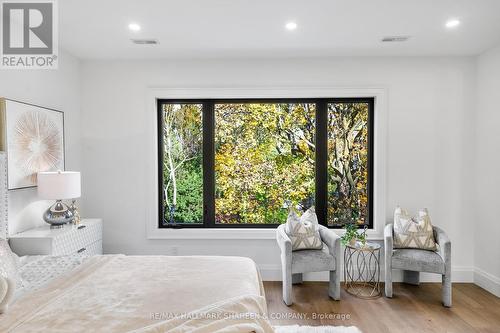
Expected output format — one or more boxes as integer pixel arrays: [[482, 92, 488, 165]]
[[315, 100, 328, 227], [203, 101, 215, 227]]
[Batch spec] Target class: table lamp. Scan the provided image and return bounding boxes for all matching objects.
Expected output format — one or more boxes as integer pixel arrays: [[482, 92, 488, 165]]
[[37, 171, 81, 228]]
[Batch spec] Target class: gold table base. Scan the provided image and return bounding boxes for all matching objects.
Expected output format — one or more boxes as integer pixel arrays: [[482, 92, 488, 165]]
[[344, 242, 381, 299]]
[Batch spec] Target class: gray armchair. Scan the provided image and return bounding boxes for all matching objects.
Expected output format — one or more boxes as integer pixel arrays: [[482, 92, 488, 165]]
[[384, 223, 452, 307], [276, 224, 341, 306]]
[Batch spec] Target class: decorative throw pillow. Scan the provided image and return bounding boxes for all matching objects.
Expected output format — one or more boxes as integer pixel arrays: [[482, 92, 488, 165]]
[[0, 239, 21, 289], [393, 207, 437, 251], [285, 207, 323, 251]]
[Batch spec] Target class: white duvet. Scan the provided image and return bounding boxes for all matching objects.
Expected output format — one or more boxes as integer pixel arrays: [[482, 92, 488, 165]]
[[130, 294, 273, 333], [1, 255, 273, 333]]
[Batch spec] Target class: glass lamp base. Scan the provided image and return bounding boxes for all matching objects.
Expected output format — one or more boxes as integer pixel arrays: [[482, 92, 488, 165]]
[[43, 200, 74, 227]]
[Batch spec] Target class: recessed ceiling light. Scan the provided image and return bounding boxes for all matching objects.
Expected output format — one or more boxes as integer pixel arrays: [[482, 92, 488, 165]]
[[285, 22, 297, 31], [445, 19, 460, 29], [128, 23, 141, 32]]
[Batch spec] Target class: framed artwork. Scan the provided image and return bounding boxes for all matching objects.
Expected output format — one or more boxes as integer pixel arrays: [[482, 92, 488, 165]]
[[0, 98, 65, 190]]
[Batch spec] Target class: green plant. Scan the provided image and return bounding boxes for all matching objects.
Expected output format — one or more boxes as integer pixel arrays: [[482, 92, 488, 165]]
[[341, 223, 359, 246], [341, 223, 368, 246]]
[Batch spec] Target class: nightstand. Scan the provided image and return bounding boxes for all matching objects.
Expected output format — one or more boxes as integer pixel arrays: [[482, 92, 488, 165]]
[[9, 219, 103, 257]]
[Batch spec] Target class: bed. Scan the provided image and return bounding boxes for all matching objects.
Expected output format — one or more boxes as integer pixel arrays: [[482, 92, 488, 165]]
[[2, 255, 271, 332], [0, 152, 273, 333]]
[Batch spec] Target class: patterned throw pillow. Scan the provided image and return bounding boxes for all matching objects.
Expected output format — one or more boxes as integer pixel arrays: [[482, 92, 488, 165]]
[[393, 207, 437, 251], [285, 207, 323, 251]]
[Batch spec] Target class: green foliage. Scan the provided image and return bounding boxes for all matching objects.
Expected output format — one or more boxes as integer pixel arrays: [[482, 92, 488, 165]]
[[340, 223, 368, 246], [162, 104, 203, 224], [340, 223, 359, 246], [169, 159, 203, 223]]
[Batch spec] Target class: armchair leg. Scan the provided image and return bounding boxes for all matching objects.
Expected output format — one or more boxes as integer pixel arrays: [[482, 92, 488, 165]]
[[442, 273, 452, 307], [292, 273, 303, 284], [329, 270, 340, 300], [403, 270, 420, 285], [385, 268, 393, 298], [282, 270, 293, 306]]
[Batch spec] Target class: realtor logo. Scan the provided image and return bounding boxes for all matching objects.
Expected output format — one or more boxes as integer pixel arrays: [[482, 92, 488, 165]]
[[1, 0, 58, 69]]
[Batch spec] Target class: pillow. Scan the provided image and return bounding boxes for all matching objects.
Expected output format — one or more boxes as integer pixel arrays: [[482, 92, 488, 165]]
[[393, 207, 437, 251], [285, 207, 323, 251], [0, 239, 21, 290]]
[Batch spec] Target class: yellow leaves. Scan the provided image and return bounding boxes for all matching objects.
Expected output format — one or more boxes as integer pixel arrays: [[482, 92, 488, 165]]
[[214, 103, 316, 224]]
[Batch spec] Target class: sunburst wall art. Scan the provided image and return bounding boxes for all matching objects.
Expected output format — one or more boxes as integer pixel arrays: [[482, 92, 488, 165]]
[[0, 98, 65, 190]]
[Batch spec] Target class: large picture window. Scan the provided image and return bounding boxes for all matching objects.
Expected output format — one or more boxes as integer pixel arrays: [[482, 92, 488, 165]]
[[158, 98, 373, 228]]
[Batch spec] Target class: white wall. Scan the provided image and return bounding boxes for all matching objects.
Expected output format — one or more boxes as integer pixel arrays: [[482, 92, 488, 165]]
[[475, 45, 500, 296], [80, 56, 476, 281], [0, 51, 82, 234]]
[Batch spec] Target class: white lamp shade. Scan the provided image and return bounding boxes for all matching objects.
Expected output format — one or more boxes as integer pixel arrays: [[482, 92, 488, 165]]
[[37, 171, 81, 200]]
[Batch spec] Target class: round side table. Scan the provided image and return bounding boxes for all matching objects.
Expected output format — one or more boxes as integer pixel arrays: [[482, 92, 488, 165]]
[[344, 241, 381, 299]]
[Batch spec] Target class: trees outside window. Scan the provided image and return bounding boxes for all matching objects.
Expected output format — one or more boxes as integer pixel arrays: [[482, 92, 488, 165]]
[[214, 103, 315, 224], [158, 98, 373, 228], [327, 102, 370, 226], [161, 103, 203, 224]]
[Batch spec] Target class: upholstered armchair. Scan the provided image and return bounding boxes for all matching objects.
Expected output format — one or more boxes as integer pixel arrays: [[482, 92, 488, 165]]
[[276, 224, 341, 306], [384, 223, 452, 307]]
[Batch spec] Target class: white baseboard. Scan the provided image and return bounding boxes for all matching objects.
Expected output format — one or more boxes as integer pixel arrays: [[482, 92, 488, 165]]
[[474, 268, 500, 297], [409, 266, 474, 283], [258, 265, 474, 283]]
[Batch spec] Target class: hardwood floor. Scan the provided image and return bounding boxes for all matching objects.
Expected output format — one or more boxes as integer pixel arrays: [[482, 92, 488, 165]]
[[263, 282, 500, 333]]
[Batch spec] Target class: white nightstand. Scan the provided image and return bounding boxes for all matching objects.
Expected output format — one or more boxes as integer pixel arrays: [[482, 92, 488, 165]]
[[9, 219, 103, 257]]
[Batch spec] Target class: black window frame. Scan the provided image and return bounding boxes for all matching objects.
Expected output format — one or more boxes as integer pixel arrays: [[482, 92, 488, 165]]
[[157, 98, 374, 229]]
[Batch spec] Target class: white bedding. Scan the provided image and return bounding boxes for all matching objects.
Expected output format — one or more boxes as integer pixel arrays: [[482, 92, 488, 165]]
[[1, 255, 270, 333], [131, 294, 273, 333]]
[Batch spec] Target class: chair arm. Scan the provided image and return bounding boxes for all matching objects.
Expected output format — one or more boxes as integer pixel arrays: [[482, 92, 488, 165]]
[[318, 225, 340, 257], [384, 224, 393, 250], [276, 224, 292, 256], [384, 223, 393, 265], [433, 226, 451, 267]]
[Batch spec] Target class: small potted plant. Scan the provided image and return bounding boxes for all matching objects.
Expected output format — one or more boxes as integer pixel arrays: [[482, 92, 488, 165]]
[[341, 224, 368, 247], [341, 223, 359, 246]]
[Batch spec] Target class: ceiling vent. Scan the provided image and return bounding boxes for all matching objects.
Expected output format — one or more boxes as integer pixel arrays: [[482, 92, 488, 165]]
[[381, 36, 410, 42], [131, 39, 159, 45]]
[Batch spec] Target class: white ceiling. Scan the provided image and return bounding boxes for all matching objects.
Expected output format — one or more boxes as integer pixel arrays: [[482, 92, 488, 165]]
[[60, 0, 500, 59]]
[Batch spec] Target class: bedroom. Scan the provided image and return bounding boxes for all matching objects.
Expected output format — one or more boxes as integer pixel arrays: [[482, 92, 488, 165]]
[[0, 0, 499, 332]]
